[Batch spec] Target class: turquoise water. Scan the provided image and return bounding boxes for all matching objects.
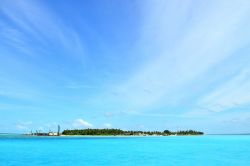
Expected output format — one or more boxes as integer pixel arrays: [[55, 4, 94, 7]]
[[0, 135, 250, 166]]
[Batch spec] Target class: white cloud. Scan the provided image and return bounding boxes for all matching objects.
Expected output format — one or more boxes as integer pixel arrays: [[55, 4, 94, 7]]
[[44, 122, 58, 128], [104, 112, 114, 117], [107, 0, 250, 113], [65, 82, 99, 89], [103, 123, 112, 128], [16, 124, 28, 130], [138, 124, 145, 129], [73, 119, 93, 128], [16, 121, 33, 130], [0, 0, 87, 102], [21, 121, 33, 125], [197, 69, 250, 112], [0, 0, 86, 59]]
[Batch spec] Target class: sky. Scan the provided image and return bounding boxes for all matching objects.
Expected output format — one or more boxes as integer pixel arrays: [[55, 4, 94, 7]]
[[1, 0, 250, 134]]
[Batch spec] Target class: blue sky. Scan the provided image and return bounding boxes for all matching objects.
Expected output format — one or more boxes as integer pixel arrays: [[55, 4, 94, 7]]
[[1, 0, 250, 134]]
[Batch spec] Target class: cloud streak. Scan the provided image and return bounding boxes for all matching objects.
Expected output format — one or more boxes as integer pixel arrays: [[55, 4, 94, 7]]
[[72, 119, 93, 128], [197, 69, 250, 112], [107, 0, 250, 114], [1, 0, 250, 133], [0, 0, 85, 59]]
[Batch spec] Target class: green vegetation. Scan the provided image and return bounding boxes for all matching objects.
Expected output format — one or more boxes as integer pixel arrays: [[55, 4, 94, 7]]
[[174, 130, 203, 135], [62, 128, 203, 136]]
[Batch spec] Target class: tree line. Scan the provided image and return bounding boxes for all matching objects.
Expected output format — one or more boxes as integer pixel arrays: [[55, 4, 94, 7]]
[[62, 128, 203, 136]]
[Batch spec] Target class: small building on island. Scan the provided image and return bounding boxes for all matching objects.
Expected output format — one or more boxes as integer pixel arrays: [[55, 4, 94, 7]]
[[31, 125, 61, 136]]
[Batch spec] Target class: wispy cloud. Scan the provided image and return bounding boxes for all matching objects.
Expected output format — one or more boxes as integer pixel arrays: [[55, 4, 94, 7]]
[[16, 124, 28, 130], [103, 123, 112, 128], [0, 0, 85, 59], [197, 69, 250, 112], [1, 0, 250, 133], [0, 0, 88, 102], [104, 112, 114, 118], [105, 0, 250, 113], [72, 119, 93, 128], [16, 121, 33, 130], [65, 82, 101, 89]]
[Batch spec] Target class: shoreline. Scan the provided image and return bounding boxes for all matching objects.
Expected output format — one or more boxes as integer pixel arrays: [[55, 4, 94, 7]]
[[56, 134, 204, 137]]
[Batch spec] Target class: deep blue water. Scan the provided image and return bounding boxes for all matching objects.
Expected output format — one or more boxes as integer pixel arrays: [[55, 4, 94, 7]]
[[0, 135, 250, 166]]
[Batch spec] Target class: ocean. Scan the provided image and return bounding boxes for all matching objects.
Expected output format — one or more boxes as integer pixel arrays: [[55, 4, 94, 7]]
[[0, 134, 250, 166]]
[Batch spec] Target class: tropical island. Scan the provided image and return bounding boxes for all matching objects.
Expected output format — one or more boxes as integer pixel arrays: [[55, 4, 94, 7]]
[[61, 128, 204, 136], [28, 126, 203, 136]]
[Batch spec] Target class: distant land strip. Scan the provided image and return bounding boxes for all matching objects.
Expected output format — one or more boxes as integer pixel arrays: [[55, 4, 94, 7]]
[[62, 129, 204, 136]]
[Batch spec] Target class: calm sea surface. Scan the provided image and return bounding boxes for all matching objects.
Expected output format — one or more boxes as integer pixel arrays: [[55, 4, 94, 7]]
[[0, 134, 250, 166]]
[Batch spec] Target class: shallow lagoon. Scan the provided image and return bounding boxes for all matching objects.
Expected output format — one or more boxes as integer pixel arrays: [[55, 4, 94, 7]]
[[0, 135, 250, 166]]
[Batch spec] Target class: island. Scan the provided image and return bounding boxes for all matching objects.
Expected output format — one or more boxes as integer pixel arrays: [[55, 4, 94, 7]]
[[62, 128, 204, 136]]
